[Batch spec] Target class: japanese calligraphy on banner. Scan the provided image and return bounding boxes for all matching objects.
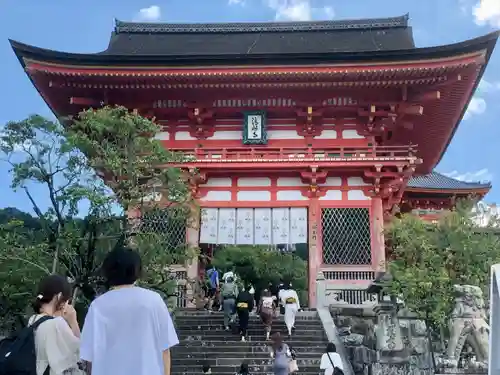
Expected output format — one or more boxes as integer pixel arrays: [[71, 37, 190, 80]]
[[217, 208, 236, 244], [290, 207, 308, 244], [199, 208, 308, 246], [199, 208, 218, 244], [243, 111, 267, 145], [236, 208, 254, 245]]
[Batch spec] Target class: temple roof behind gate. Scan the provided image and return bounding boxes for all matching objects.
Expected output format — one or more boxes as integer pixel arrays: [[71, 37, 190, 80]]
[[103, 14, 415, 56]]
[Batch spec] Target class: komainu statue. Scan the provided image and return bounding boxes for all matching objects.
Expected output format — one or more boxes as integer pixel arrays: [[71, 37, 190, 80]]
[[444, 285, 489, 368]]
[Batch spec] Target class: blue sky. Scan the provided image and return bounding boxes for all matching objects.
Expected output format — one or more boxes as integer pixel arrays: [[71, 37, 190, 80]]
[[0, 0, 499, 214]]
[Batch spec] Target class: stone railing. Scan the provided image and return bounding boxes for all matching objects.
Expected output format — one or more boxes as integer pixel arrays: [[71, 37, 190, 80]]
[[316, 272, 377, 310]]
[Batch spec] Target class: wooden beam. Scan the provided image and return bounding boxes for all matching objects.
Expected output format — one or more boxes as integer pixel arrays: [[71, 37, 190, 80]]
[[412, 91, 440, 101], [400, 104, 424, 115], [69, 97, 103, 106]]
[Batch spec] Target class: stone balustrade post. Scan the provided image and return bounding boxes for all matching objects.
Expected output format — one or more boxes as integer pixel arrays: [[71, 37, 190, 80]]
[[316, 271, 326, 309], [373, 300, 408, 364]]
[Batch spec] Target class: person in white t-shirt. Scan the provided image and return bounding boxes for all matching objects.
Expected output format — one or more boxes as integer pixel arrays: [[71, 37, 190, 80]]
[[79, 247, 179, 375], [319, 343, 344, 375]]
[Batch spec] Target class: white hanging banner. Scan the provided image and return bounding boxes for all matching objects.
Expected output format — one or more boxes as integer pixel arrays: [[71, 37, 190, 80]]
[[290, 207, 308, 244], [199, 208, 218, 244], [272, 208, 290, 245], [236, 208, 254, 245], [217, 208, 236, 244], [254, 208, 272, 245]]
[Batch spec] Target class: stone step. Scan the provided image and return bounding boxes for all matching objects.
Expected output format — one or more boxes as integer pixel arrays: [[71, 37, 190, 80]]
[[175, 321, 323, 328], [173, 343, 326, 354], [179, 334, 326, 342], [176, 308, 317, 315], [175, 313, 319, 320], [173, 371, 320, 375], [173, 351, 322, 359], [172, 365, 321, 374], [172, 357, 321, 366]]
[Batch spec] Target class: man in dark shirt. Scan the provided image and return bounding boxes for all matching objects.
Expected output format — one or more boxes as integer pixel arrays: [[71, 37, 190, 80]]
[[236, 284, 255, 342]]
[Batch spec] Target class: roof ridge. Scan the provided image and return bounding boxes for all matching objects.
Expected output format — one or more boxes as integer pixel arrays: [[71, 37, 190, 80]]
[[433, 171, 492, 185], [113, 14, 409, 34]]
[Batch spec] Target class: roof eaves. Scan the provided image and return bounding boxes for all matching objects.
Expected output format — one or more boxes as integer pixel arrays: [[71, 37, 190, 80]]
[[9, 31, 499, 67]]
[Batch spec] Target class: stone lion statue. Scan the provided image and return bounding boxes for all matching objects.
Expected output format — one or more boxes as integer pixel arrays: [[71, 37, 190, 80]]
[[444, 285, 489, 368]]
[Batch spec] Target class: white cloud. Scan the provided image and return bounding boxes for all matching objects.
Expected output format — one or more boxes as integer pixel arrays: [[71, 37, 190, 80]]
[[463, 96, 487, 120], [228, 0, 245, 4], [473, 0, 500, 28], [444, 168, 493, 183], [134, 5, 161, 22], [265, 0, 334, 21], [478, 78, 500, 93]]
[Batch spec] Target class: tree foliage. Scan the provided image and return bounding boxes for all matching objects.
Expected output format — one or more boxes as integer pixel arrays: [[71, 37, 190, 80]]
[[385, 199, 500, 327], [0, 107, 196, 329], [212, 245, 308, 302]]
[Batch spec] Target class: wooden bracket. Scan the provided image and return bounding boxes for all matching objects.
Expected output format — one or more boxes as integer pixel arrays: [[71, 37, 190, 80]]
[[295, 106, 324, 137], [187, 107, 215, 139]]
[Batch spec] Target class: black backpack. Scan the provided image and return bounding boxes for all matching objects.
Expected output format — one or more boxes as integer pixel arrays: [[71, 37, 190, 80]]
[[0, 315, 53, 375]]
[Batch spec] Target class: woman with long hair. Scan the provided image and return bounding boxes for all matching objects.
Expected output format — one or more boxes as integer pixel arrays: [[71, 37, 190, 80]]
[[29, 274, 82, 375], [269, 332, 292, 375], [258, 289, 275, 340]]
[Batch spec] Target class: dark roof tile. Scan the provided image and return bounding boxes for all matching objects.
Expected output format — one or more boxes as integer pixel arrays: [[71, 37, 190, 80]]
[[407, 171, 491, 190], [103, 15, 415, 56]]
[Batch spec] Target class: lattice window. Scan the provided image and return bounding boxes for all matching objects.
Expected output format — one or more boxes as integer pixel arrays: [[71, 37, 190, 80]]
[[136, 208, 187, 253], [321, 208, 371, 265]]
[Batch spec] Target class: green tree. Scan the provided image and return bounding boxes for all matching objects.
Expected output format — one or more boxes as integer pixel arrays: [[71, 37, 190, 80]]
[[0, 108, 196, 328], [212, 245, 308, 302], [69, 106, 198, 298], [385, 199, 500, 328]]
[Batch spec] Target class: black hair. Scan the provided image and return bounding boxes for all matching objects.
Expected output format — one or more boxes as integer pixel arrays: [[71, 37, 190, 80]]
[[239, 363, 249, 374], [326, 342, 336, 353], [202, 362, 211, 373], [102, 246, 142, 288], [226, 276, 234, 283], [32, 274, 72, 313]]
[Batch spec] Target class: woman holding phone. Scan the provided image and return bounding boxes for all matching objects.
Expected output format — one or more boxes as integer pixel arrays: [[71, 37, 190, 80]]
[[29, 274, 82, 375]]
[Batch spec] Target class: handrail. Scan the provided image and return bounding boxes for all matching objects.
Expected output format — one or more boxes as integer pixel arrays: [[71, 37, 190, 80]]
[[171, 144, 418, 161]]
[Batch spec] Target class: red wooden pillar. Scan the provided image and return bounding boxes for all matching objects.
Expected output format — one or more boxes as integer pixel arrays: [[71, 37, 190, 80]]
[[370, 196, 385, 272], [308, 198, 321, 307]]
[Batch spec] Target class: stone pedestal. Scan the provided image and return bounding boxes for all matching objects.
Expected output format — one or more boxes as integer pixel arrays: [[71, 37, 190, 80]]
[[374, 301, 409, 364]]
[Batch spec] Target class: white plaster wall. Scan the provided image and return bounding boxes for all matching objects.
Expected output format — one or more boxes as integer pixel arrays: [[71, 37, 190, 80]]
[[347, 190, 371, 200], [315, 130, 338, 139], [319, 190, 342, 200], [347, 177, 370, 186], [175, 131, 197, 140], [277, 177, 307, 187], [319, 177, 342, 187], [211, 131, 241, 140], [342, 130, 364, 139], [200, 191, 232, 201], [268, 130, 303, 139], [237, 177, 271, 187], [277, 190, 308, 201], [154, 132, 170, 140], [200, 178, 232, 187], [237, 191, 272, 201]]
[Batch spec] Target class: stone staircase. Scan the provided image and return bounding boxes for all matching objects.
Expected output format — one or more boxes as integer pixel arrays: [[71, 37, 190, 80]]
[[172, 310, 329, 375]]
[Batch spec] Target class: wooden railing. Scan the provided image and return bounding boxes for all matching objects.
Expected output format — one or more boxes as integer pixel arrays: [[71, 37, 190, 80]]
[[173, 145, 417, 162]]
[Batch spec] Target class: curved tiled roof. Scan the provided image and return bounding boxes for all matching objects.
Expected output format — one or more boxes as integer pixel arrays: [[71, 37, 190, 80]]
[[407, 171, 491, 191], [114, 14, 409, 34]]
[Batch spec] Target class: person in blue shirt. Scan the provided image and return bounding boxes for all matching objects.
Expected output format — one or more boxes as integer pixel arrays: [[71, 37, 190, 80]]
[[205, 265, 219, 311]]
